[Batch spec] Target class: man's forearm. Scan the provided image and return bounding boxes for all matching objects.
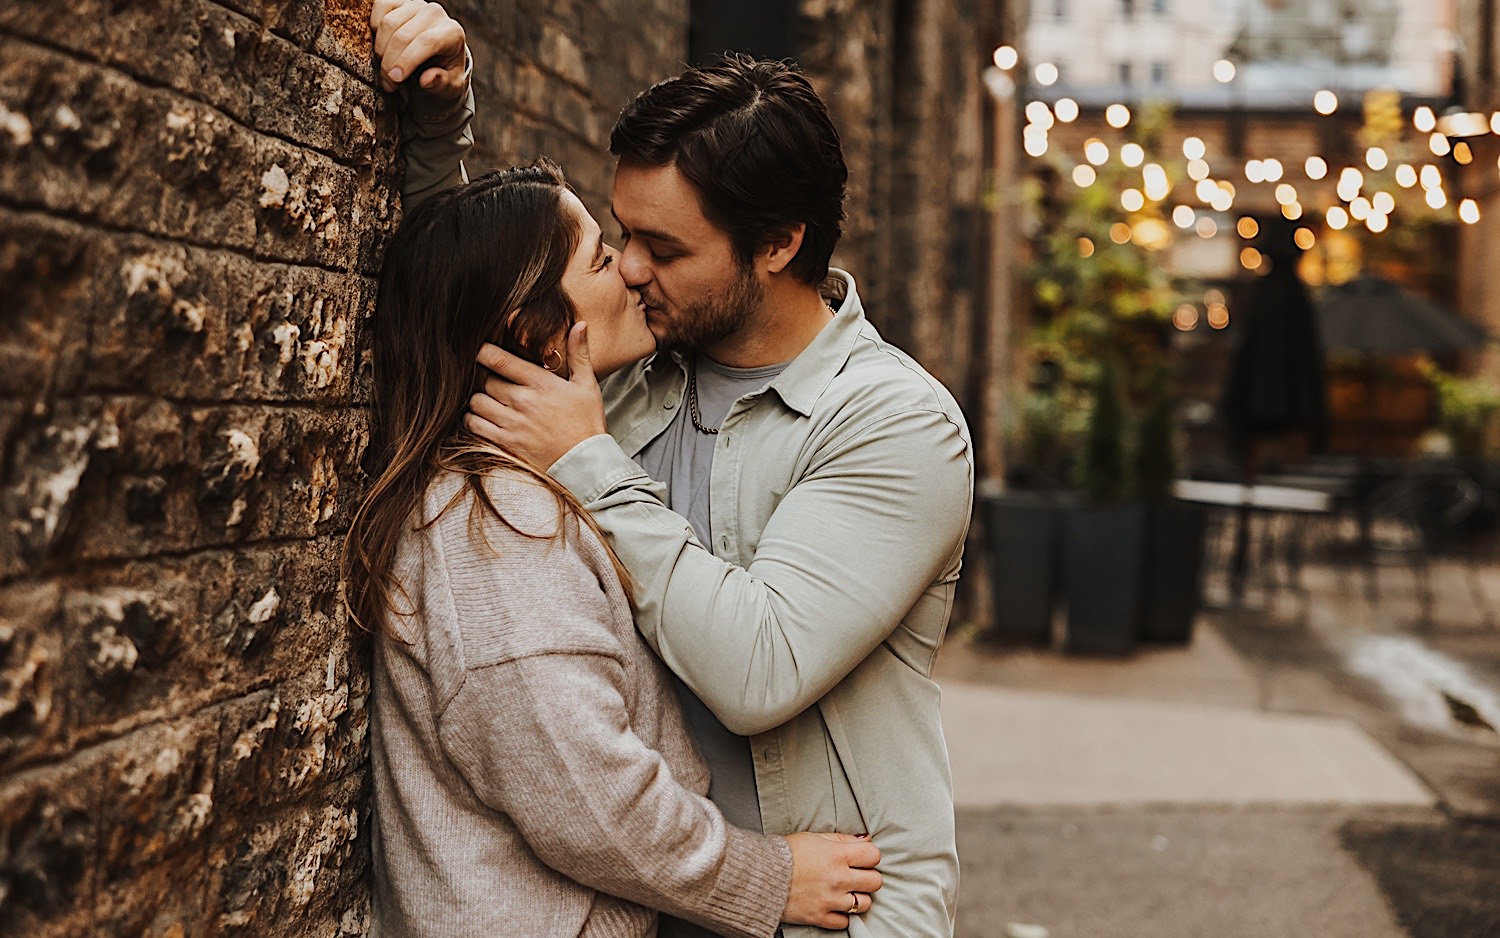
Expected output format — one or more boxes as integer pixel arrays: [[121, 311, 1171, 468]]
[[549, 409, 973, 736]]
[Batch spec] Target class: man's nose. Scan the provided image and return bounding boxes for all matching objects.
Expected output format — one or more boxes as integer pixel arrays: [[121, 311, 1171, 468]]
[[619, 242, 651, 288]]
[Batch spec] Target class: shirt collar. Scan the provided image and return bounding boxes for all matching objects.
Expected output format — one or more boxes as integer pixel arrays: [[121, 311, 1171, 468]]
[[643, 269, 865, 416], [763, 269, 864, 417]]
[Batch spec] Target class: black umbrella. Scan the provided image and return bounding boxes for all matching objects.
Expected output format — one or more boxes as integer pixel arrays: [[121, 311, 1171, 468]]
[[1221, 228, 1329, 455], [1317, 275, 1489, 355]]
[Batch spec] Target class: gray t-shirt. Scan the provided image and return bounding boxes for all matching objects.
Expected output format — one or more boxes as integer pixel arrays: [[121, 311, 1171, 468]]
[[638, 355, 787, 938]]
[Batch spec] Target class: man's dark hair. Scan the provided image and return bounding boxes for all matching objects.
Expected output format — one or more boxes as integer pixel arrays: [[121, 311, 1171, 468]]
[[610, 54, 848, 286]]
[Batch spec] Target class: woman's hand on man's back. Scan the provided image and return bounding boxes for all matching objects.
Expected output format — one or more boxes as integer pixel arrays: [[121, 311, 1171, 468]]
[[781, 832, 882, 929]]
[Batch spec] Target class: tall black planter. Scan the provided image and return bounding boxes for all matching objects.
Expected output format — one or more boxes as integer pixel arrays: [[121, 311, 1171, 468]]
[[981, 492, 1063, 643], [1137, 499, 1208, 643], [1063, 503, 1147, 655]]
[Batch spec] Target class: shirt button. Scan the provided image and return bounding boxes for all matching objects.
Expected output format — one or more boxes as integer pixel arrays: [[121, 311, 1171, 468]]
[[664, 396, 678, 409]]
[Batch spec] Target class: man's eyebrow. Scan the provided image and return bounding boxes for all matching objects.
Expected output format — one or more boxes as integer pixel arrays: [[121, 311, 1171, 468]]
[[610, 207, 687, 247]]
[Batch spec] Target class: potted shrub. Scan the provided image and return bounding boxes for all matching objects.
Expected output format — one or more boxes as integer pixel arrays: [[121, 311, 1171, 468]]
[[1133, 364, 1207, 643], [1062, 358, 1146, 654]]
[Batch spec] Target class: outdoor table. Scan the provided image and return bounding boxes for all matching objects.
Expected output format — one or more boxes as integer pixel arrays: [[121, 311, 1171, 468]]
[[1173, 480, 1336, 604]]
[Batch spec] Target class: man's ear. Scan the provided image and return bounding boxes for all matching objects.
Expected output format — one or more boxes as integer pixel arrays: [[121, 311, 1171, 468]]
[[762, 224, 806, 275]]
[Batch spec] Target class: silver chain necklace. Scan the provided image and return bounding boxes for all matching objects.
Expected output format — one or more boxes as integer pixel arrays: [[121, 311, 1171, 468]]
[[687, 357, 719, 435]]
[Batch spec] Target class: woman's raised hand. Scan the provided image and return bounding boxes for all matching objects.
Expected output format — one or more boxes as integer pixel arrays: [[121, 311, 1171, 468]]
[[370, 0, 468, 97]]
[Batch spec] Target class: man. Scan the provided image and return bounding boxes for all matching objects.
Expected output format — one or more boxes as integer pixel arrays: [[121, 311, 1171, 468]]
[[369, 8, 885, 937], [467, 56, 974, 937]]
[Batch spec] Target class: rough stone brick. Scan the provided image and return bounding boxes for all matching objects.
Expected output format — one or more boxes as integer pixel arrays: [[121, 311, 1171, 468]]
[[0, 759, 100, 936], [0, 584, 65, 775], [0, 1, 726, 934]]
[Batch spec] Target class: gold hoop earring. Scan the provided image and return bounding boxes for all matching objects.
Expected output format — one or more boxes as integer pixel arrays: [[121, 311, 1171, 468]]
[[542, 347, 563, 372]]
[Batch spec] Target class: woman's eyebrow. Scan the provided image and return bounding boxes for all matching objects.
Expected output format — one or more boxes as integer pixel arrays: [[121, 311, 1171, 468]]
[[591, 231, 605, 266]]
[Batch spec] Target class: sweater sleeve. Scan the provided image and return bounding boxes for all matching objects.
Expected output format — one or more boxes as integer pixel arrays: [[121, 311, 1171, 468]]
[[427, 482, 792, 938], [398, 47, 474, 211], [437, 655, 791, 938]]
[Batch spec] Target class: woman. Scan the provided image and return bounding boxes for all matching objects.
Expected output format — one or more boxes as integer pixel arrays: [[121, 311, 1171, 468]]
[[343, 161, 880, 937]]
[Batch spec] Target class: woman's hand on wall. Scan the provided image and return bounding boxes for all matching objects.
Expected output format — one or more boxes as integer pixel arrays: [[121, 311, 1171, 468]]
[[371, 0, 469, 98]]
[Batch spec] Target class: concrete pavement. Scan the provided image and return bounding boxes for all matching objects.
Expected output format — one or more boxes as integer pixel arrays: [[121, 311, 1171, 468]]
[[933, 551, 1500, 938]]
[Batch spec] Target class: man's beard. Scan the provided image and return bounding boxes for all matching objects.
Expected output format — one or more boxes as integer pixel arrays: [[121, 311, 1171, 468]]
[[653, 260, 764, 354]]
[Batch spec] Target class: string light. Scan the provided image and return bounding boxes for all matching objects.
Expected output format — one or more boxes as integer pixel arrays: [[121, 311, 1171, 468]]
[[1110, 222, 1132, 244], [1275, 183, 1298, 206], [1183, 137, 1206, 160], [1072, 164, 1097, 187], [1460, 198, 1481, 224], [1414, 106, 1437, 133], [1207, 304, 1230, 329], [1025, 101, 1055, 127], [1195, 179, 1219, 202], [1173, 304, 1200, 331], [1196, 216, 1218, 238], [1294, 227, 1316, 250], [1055, 97, 1079, 122], [1430, 132, 1451, 157], [1395, 164, 1418, 188], [1106, 104, 1131, 128], [1121, 188, 1146, 212], [1314, 90, 1338, 115], [1237, 216, 1259, 239], [1455, 141, 1474, 165], [1213, 59, 1236, 83], [1240, 247, 1263, 270], [1121, 142, 1145, 167], [1349, 196, 1372, 220], [1143, 164, 1171, 201], [1337, 167, 1363, 202], [1426, 187, 1447, 209], [1245, 160, 1266, 183], [1305, 156, 1328, 180], [1262, 159, 1285, 182], [1211, 189, 1234, 212], [1035, 62, 1059, 85], [1024, 127, 1049, 157], [1085, 139, 1110, 165], [1492, 112, 1500, 135], [1366, 147, 1389, 171], [1420, 164, 1442, 189], [1281, 201, 1303, 220], [1372, 191, 1396, 215], [1188, 158, 1211, 181], [1367, 213, 1389, 233], [993, 46, 1019, 69], [1326, 206, 1349, 230], [1173, 205, 1196, 228], [1077, 236, 1096, 257]]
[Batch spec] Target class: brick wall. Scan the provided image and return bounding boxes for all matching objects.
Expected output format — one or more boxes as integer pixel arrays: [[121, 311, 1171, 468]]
[[0, 0, 687, 934], [797, 0, 1002, 466]]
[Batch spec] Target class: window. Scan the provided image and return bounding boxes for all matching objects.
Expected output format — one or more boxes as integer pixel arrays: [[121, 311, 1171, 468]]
[[1151, 61, 1170, 85], [1118, 61, 1134, 85]]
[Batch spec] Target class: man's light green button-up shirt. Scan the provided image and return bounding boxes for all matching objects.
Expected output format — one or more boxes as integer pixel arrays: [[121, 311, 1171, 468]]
[[550, 270, 974, 938]]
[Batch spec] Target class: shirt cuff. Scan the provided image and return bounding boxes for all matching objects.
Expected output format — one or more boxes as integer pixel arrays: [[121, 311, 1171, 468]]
[[403, 45, 475, 129], [548, 434, 650, 505]]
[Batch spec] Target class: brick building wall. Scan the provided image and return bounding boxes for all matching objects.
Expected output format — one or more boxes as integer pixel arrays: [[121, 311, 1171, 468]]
[[0, 0, 687, 934]]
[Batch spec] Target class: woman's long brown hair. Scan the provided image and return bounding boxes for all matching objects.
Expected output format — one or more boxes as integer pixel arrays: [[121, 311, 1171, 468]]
[[343, 161, 633, 640]]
